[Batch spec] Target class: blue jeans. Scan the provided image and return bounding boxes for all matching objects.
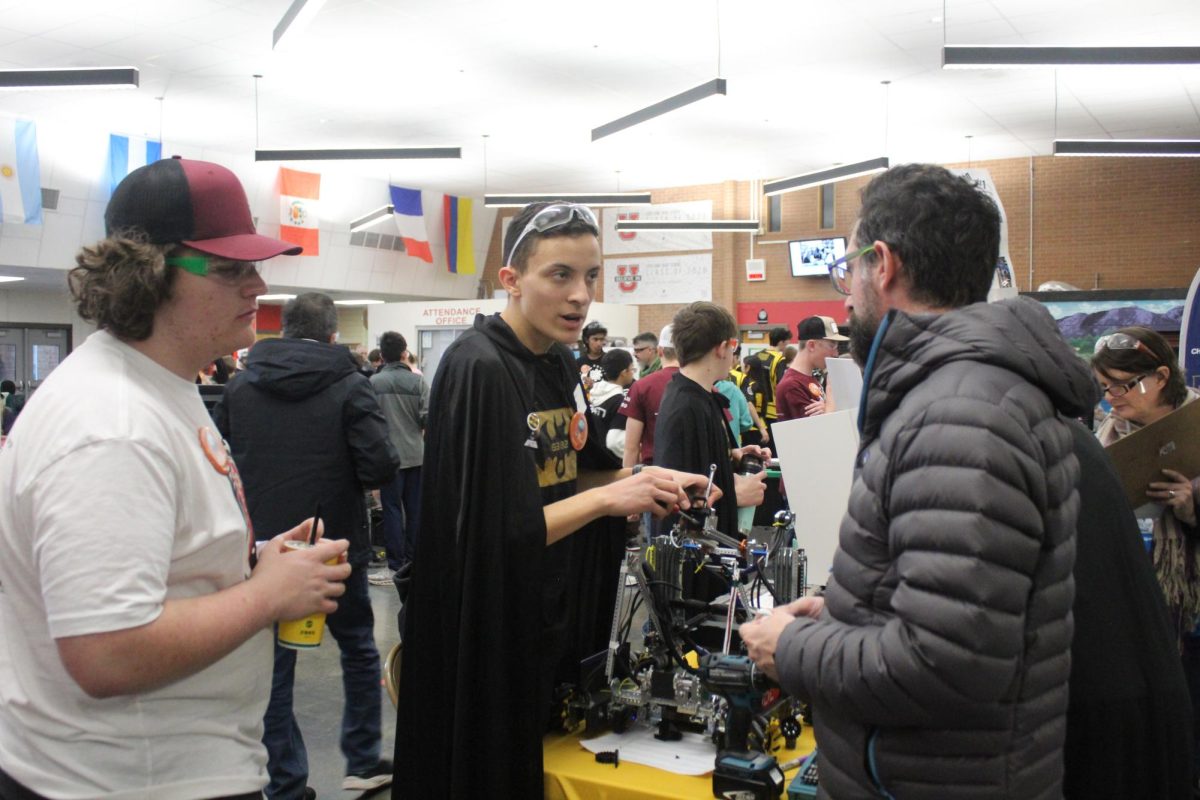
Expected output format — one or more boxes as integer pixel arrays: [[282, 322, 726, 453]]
[[263, 567, 382, 799], [380, 466, 421, 572]]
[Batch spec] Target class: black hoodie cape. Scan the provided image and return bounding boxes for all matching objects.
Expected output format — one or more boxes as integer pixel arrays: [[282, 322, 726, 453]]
[[392, 314, 621, 799]]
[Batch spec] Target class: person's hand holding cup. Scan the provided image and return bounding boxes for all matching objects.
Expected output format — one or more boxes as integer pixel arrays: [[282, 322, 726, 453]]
[[254, 517, 350, 648]]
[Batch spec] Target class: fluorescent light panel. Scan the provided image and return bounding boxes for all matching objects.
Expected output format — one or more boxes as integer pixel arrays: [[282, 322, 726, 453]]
[[258, 294, 297, 302], [943, 45, 1200, 69], [615, 219, 759, 232], [0, 67, 138, 90], [1054, 139, 1200, 157], [763, 157, 889, 196], [273, 0, 327, 49], [592, 78, 727, 141], [0, 276, 25, 283], [255, 147, 461, 161], [484, 193, 652, 207], [334, 299, 385, 306], [350, 205, 394, 232]]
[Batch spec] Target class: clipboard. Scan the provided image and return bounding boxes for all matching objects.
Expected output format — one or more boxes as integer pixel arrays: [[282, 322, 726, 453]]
[[1104, 399, 1200, 507]]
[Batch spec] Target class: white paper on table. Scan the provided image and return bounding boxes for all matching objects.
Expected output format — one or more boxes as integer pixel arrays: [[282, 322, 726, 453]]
[[770, 411, 859, 588], [824, 356, 863, 415], [578, 726, 716, 776]]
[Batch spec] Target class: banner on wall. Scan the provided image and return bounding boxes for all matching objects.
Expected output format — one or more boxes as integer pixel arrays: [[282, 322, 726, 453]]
[[952, 168, 1015, 302], [603, 254, 712, 305], [279, 167, 320, 256], [601, 200, 713, 255], [0, 117, 42, 225]]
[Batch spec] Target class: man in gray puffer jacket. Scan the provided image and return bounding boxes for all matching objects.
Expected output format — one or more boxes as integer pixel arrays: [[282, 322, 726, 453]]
[[741, 164, 1095, 799]]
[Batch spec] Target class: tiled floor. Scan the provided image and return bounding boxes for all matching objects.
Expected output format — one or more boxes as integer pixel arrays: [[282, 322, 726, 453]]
[[290, 571, 402, 800]]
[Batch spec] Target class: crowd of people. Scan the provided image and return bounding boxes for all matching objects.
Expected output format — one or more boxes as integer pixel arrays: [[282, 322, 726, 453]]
[[0, 157, 1197, 800]]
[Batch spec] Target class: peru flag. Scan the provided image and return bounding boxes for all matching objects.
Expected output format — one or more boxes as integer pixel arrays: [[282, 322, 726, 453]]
[[279, 167, 320, 256]]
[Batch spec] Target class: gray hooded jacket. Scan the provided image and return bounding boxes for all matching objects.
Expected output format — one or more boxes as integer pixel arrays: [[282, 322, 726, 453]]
[[775, 297, 1095, 799]]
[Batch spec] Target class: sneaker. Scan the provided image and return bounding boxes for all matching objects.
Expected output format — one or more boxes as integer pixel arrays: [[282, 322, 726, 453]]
[[368, 568, 395, 586], [343, 758, 393, 791]]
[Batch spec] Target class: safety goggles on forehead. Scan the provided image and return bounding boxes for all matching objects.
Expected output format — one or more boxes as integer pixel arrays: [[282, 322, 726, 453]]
[[166, 255, 261, 284], [505, 203, 599, 266], [1093, 332, 1154, 358]]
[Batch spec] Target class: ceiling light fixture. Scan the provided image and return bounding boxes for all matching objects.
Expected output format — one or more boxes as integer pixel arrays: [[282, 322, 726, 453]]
[[1053, 139, 1200, 157], [942, 45, 1200, 69], [484, 193, 653, 207], [0, 67, 139, 90], [615, 219, 759, 232], [591, 79, 727, 141], [258, 293, 297, 302], [272, 0, 328, 49], [334, 299, 386, 306], [255, 147, 461, 161], [0, 276, 25, 283], [763, 157, 890, 197], [350, 205, 394, 232]]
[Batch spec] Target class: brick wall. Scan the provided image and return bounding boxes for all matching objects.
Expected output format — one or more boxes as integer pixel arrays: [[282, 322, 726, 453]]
[[481, 156, 1200, 332]]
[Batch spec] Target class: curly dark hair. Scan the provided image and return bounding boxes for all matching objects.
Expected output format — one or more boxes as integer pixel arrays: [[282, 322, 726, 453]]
[[69, 235, 177, 341], [855, 164, 1000, 309], [1091, 326, 1188, 408]]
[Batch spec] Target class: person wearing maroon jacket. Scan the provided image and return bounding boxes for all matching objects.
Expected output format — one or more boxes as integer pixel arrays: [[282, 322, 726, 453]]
[[775, 315, 848, 422], [619, 324, 680, 467]]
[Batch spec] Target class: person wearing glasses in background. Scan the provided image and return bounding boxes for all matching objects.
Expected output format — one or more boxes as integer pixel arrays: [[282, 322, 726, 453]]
[[1092, 328, 1200, 773], [632, 330, 661, 378], [392, 201, 716, 799], [0, 158, 351, 800]]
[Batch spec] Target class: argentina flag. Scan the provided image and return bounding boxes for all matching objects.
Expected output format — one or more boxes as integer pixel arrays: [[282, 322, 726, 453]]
[[104, 133, 162, 197], [0, 117, 42, 225]]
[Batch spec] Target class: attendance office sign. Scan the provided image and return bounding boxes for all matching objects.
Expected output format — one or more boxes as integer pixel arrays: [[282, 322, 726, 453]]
[[603, 254, 712, 305]]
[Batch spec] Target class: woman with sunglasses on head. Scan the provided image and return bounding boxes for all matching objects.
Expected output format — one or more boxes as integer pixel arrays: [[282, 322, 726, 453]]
[[1092, 326, 1200, 791], [392, 201, 716, 799]]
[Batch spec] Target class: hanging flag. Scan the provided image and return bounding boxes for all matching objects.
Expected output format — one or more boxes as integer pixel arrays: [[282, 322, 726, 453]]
[[0, 117, 42, 225], [279, 167, 320, 255], [389, 185, 432, 263], [104, 134, 162, 197], [443, 194, 475, 275]]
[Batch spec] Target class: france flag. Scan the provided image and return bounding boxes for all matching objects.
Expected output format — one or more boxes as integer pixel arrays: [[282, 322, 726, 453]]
[[0, 117, 43, 225], [105, 133, 162, 198]]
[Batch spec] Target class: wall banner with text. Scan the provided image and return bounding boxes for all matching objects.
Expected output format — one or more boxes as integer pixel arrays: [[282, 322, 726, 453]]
[[603, 254, 712, 305]]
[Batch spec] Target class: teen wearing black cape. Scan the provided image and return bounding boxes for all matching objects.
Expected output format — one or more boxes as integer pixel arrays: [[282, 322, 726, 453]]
[[391, 202, 715, 799]]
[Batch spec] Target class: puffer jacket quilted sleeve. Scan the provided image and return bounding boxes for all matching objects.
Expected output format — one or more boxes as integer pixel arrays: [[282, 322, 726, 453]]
[[774, 298, 1095, 800]]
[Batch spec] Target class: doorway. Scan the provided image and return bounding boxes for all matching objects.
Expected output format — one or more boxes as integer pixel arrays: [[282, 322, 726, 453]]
[[0, 324, 72, 398]]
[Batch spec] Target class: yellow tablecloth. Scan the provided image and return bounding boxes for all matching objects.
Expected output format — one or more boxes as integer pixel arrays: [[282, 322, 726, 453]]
[[543, 724, 816, 800]]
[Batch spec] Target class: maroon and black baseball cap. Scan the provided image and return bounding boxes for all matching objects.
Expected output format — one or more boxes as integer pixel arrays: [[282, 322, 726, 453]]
[[104, 156, 302, 260]]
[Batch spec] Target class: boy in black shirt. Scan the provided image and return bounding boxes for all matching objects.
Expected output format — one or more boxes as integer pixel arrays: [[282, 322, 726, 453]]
[[656, 301, 769, 539]]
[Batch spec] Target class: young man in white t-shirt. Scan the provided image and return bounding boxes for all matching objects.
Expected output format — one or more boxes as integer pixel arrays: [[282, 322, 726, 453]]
[[0, 157, 351, 800]]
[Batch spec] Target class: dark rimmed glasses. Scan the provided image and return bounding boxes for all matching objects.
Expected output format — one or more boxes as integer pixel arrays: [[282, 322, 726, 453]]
[[505, 203, 600, 266], [166, 255, 261, 285], [827, 245, 874, 295], [1099, 373, 1149, 398]]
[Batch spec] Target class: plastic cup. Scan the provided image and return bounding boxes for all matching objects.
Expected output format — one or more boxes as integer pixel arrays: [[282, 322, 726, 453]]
[[276, 540, 337, 650]]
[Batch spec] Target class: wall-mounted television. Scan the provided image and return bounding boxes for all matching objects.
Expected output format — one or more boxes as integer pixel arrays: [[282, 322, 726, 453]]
[[788, 236, 846, 278]]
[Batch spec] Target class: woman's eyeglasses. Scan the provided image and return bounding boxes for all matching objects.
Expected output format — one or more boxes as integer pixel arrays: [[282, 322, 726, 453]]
[[1099, 373, 1149, 398]]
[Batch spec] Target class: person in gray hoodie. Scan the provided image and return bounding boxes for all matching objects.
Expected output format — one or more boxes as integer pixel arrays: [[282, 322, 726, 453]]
[[741, 164, 1095, 799]]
